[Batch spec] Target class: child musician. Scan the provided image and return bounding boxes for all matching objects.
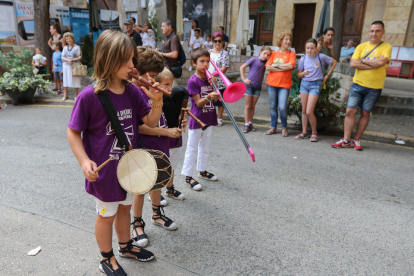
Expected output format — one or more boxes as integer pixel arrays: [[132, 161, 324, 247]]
[[130, 47, 180, 248], [67, 30, 162, 275], [181, 48, 220, 191]]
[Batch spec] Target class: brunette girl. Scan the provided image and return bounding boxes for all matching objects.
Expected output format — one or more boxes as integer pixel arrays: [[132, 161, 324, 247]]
[[67, 30, 163, 275], [296, 38, 337, 142]]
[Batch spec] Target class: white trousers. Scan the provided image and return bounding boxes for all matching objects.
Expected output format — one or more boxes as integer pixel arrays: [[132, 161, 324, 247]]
[[181, 127, 213, 177], [169, 147, 181, 175]]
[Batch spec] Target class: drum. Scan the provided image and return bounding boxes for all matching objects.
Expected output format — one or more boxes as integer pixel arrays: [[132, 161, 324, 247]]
[[117, 149, 172, 195]]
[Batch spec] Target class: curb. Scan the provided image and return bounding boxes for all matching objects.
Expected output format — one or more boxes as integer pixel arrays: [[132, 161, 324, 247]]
[[2, 96, 413, 144]]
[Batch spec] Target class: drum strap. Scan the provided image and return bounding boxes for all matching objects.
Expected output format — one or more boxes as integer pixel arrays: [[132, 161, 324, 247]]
[[97, 91, 132, 152]]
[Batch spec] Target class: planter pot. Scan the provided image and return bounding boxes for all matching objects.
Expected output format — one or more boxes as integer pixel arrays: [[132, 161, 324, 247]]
[[5, 88, 36, 105], [297, 113, 333, 132]]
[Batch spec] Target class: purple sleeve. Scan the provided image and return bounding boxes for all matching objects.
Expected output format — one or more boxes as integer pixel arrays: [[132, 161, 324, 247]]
[[187, 78, 199, 96], [68, 89, 91, 132], [134, 87, 151, 120], [298, 57, 304, 71], [245, 57, 255, 67], [320, 54, 333, 66]]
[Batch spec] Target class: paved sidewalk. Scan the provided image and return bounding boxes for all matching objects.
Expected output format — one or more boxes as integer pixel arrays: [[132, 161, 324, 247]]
[[1, 85, 413, 143]]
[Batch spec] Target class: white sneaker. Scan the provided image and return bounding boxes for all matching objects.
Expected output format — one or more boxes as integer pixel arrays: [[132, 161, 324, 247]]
[[61, 96, 67, 101], [217, 119, 223, 126]]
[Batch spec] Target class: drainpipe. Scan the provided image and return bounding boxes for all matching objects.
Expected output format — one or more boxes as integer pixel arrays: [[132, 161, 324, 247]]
[[227, 0, 232, 40]]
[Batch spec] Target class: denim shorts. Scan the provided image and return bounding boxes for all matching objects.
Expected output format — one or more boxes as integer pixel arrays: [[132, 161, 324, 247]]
[[347, 83, 382, 112], [299, 80, 323, 96], [244, 85, 261, 97], [54, 71, 63, 80]]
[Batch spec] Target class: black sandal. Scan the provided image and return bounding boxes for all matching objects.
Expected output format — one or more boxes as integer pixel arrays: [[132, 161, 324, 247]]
[[151, 204, 177, 231], [118, 239, 155, 262], [185, 176, 202, 191], [166, 185, 185, 200], [99, 249, 127, 276], [198, 171, 218, 181], [131, 217, 148, 247]]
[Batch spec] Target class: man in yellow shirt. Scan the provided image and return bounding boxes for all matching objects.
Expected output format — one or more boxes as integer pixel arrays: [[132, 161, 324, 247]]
[[332, 21, 392, 151]]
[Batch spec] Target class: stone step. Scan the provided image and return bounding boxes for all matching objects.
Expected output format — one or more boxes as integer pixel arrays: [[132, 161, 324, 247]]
[[372, 104, 414, 116], [384, 77, 414, 93], [377, 88, 414, 107]]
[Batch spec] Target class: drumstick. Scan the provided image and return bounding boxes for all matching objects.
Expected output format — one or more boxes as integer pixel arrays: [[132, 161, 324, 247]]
[[94, 156, 114, 173]]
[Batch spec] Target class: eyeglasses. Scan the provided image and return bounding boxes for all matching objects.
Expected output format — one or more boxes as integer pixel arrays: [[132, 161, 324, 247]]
[[213, 40, 222, 43]]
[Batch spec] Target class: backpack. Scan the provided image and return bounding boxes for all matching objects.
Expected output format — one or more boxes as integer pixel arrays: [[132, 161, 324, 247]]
[[167, 34, 186, 78]]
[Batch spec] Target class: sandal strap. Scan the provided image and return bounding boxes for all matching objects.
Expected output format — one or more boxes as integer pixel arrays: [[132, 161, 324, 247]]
[[101, 249, 114, 259], [131, 216, 146, 228], [200, 171, 215, 179], [166, 185, 182, 197], [152, 204, 174, 227], [118, 239, 154, 259], [186, 177, 200, 188], [131, 217, 147, 241]]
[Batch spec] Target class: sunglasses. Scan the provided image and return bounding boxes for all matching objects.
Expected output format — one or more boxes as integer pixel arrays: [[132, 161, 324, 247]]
[[213, 40, 222, 43]]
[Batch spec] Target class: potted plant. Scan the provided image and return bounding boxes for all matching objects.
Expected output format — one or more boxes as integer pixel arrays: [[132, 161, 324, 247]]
[[0, 48, 51, 105], [288, 68, 346, 131]]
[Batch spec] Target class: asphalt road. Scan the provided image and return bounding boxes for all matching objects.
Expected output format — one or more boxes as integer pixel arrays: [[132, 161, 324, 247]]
[[1, 104, 413, 276]]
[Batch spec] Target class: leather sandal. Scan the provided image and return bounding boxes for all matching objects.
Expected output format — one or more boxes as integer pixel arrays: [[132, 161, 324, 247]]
[[282, 129, 289, 137], [99, 249, 127, 276], [131, 217, 148, 247], [310, 133, 319, 142], [265, 128, 277, 135], [294, 132, 308, 140], [185, 176, 202, 191], [151, 204, 177, 231], [166, 185, 185, 200], [118, 239, 155, 262]]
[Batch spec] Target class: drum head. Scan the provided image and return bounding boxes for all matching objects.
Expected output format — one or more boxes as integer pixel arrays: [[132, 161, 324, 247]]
[[117, 149, 157, 195]]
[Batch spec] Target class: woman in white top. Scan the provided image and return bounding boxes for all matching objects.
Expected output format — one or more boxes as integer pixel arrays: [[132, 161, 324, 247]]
[[61, 32, 82, 101], [208, 32, 229, 126], [135, 22, 156, 49], [187, 20, 200, 49]]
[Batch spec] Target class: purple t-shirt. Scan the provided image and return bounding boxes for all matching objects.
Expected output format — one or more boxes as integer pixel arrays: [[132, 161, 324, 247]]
[[245, 57, 267, 87], [68, 84, 151, 202], [187, 74, 218, 130], [298, 53, 333, 81], [138, 91, 170, 157]]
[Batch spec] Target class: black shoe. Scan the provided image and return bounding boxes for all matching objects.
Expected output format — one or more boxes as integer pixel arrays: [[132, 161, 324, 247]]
[[118, 239, 155, 262], [131, 217, 148, 247], [185, 176, 202, 191], [99, 249, 127, 276]]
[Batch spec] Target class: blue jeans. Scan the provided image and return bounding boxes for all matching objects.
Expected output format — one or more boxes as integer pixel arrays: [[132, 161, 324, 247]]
[[347, 83, 382, 112], [267, 85, 289, 129]]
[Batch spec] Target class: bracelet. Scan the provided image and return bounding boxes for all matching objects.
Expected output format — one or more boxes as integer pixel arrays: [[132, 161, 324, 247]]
[[326, 74, 331, 77], [151, 102, 164, 108], [204, 95, 211, 102]]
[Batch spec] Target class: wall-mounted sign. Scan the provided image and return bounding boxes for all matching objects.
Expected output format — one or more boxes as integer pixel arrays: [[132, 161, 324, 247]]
[[0, 1, 18, 45]]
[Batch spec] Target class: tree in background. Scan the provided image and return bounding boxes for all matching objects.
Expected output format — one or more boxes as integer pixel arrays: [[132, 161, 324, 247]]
[[33, 0, 52, 78], [81, 35, 94, 75]]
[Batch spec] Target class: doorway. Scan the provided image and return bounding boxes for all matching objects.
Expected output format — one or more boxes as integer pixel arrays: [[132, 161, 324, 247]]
[[292, 3, 316, 54], [342, 0, 367, 46]]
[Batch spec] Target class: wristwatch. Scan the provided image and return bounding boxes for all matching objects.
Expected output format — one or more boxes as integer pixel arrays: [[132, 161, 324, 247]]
[[359, 59, 364, 63], [276, 63, 280, 68]]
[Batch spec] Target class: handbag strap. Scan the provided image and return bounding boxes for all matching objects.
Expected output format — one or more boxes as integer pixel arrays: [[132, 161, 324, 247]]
[[362, 41, 383, 60], [97, 91, 132, 152]]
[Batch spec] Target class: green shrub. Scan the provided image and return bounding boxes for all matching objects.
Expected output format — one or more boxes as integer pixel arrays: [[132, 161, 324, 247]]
[[82, 34, 94, 69], [0, 48, 51, 92]]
